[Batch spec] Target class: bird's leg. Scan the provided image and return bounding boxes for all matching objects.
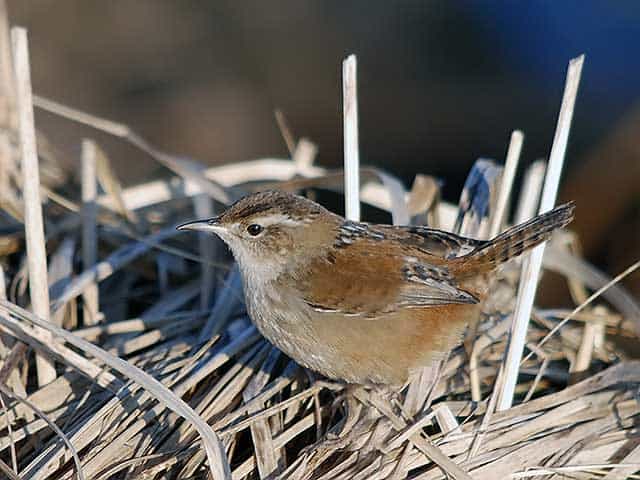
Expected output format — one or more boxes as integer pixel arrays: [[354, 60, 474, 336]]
[[324, 384, 366, 440], [338, 385, 365, 438], [310, 384, 381, 452], [463, 316, 480, 358]]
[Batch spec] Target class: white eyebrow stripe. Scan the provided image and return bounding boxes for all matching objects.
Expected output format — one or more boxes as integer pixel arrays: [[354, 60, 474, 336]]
[[255, 213, 302, 227]]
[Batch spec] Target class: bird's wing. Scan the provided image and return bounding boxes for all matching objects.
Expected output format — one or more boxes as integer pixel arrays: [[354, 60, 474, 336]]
[[382, 224, 486, 258], [298, 222, 478, 318]]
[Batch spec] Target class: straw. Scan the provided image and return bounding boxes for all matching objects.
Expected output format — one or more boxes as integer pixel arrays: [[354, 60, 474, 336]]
[[343, 54, 360, 221], [0, 24, 637, 479], [0, 300, 232, 479], [81, 139, 100, 325], [11, 26, 56, 386], [489, 130, 524, 238], [497, 55, 584, 411]]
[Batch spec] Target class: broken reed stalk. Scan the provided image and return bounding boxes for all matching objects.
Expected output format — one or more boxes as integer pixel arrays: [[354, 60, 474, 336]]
[[293, 138, 318, 176], [0, 0, 14, 202], [274, 108, 296, 156], [343, 54, 360, 221], [11, 26, 56, 386], [514, 160, 546, 224], [0, 23, 635, 478], [0, 301, 233, 480], [81, 139, 100, 325], [470, 129, 524, 402], [94, 140, 139, 226], [489, 130, 524, 238], [497, 54, 585, 411], [566, 254, 595, 375], [0, 1, 14, 117]]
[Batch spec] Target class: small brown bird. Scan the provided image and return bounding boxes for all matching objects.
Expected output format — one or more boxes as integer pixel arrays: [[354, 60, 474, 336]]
[[179, 191, 574, 386]]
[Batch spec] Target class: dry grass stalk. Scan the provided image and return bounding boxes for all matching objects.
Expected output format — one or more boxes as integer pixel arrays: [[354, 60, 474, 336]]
[[11, 26, 56, 386], [342, 54, 360, 221], [293, 138, 319, 176], [0, 19, 637, 480], [0, 0, 16, 215], [470, 130, 524, 402], [489, 130, 524, 238], [498, 55, 585, 411], [93, 140, 139, 227], [81, 139, 100, 325], [274, 108, 297, 157]]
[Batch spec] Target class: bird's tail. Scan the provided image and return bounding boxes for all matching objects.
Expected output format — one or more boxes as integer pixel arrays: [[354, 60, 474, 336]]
[[452, 201, 575, 276]]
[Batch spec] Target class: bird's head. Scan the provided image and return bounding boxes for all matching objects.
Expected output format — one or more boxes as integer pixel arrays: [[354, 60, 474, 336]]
[[178, 190, 336, 279]]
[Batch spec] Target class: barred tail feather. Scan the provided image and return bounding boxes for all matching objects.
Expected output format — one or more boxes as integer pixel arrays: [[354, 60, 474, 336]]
[[453, 201, 575, 275]]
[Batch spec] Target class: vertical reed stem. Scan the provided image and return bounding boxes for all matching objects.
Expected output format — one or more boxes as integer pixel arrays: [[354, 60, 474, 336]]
[[12, 27, 56, 386], [81, 139, 100, 324], [343, 54, 360, 221], [497, 55, 584, 411]]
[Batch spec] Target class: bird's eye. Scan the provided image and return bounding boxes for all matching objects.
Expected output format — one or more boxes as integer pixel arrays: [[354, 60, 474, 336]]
[[246, 224, 263, 236]]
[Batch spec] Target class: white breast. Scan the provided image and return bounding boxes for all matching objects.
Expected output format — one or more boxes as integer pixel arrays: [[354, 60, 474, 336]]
[[241, 276, 339, 375]]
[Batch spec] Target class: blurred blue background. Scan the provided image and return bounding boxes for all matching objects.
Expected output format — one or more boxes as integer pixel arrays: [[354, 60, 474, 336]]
[[7, 0, 640, 294]]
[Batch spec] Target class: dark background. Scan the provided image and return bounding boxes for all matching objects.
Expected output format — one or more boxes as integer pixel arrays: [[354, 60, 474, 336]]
[[7, 1, 640, 296]]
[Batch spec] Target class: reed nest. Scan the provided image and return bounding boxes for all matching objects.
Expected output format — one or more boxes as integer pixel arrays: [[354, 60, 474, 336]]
[[0, 14, 639, 480]]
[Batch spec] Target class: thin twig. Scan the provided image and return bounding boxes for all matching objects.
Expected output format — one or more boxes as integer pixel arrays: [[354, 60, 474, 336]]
[[523, 259, 640, 365]]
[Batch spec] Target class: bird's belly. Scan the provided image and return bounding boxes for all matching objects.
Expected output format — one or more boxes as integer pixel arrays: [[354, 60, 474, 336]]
[[247, 287, 480, 385], [306, 306, 479, 385], [248, 301, 339, 378]]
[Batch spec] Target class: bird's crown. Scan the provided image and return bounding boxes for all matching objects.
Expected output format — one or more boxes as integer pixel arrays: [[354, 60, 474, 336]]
[[217, 190, 327, 225]]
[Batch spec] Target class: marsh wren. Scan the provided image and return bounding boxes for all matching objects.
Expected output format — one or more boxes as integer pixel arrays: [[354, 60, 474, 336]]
[[179, 191, 574, 385]]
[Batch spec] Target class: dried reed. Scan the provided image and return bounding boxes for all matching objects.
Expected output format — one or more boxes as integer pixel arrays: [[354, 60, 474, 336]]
[[0, 14, 638, 480]]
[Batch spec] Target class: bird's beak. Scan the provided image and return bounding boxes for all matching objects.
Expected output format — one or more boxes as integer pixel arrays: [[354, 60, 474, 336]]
[[176, 217, 224, 233]]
